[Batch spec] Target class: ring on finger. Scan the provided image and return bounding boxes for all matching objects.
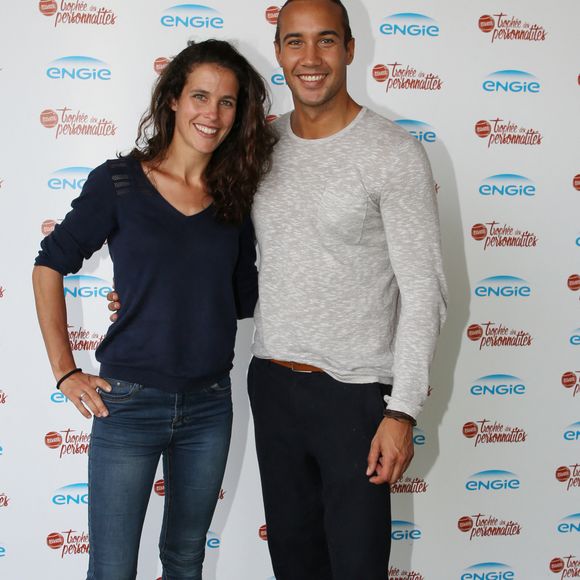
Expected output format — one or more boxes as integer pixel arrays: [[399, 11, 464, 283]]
[[79, 392, 86, 401]]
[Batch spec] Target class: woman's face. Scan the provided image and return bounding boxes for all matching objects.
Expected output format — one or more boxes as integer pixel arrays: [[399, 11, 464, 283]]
[[170, 63, 239, 158]]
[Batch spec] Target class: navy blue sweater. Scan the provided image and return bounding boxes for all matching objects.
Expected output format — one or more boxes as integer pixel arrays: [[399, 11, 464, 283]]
[[35, 157, 258, 392]]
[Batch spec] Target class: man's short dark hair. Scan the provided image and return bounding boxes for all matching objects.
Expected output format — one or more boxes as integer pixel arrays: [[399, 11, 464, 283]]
[[274, 0, 353, 48]]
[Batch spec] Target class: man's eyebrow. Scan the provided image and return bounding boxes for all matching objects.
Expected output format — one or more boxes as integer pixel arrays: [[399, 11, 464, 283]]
[[282, 29, 340, 42]]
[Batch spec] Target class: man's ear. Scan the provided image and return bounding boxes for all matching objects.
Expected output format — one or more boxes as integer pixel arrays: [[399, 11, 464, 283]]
[[346, 37, 355, 66], [274, 40, 282, 66]]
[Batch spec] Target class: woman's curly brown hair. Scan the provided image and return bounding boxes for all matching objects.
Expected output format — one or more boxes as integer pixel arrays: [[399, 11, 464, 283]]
[[129, 39, 278, 224]]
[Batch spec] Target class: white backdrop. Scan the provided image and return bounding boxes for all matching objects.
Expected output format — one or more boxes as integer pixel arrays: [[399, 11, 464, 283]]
[[1, 1, 579, 579]]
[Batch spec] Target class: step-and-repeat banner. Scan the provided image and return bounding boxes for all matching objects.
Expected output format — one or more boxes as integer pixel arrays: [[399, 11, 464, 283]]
[[1, 2, 579, 579]]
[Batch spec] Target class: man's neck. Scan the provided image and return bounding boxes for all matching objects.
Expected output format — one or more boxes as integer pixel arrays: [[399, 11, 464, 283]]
[[290, 94, 362, 140]]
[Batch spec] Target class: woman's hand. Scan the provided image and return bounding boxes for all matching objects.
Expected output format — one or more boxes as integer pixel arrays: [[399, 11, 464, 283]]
[[59, 371, 112, 419]]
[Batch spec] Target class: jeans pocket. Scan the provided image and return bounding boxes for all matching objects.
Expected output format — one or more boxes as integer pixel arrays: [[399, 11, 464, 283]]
[[208, 375, 231, 393], [99, 378, 143, 402]]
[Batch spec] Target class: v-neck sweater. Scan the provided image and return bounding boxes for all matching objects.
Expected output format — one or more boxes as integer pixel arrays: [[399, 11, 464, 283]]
[[35, 157, 258, 392]]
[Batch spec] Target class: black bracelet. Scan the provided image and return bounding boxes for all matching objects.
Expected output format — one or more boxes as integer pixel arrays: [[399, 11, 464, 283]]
[[56, 368, 82, 390], [383, 409, 417, 427]]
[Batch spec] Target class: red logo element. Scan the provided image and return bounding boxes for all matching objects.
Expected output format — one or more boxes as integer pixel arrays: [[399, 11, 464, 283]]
[[391, 476, 429, 494], [478, 15, 495, 33], [463, 420, 527, 446], [218, 488, 226, 500], [41, 219, 58, 236], [561, 372, 580, 397], [266, 114, 279, 123], [471, 223, 487, 241], [475, 120, 491, 138], [462, 422, 478, 438], [154, 57, 170, 75], [471, 221, 538, 251], [468, 322, 533, 350], [0, 493, 9, 507], [568, 274, 580, 292], [0, 390, 7, 405], [556, 466, 571, 482], [46, 532, 64, 550], [258, 524, 268, 541], [372, 64, 389, 82], [476, 118, 542, 148], [458, 516, 474, 532], [550, 555, 580, 576], [154, 479, 165, 496], [40, 109, 58, 129], [550, 558, 565, 573], [480, 13, 547, 43], [0, 286, 5, 299], [45, 432, 63, 449], [39, 1, 58, 16], [68, 325, 105, 351], [265, 5, 280, 24], [459, 514, 521, 541], [372, 62, 442, 92], [467, 324, 483, 341], [556, 465, 580, 491], [574, 174, 580, 191], [388, 567, 425, 580]]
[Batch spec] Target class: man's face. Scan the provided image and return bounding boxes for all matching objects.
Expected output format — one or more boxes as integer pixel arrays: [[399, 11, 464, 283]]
[[275, 0, 354, 111]]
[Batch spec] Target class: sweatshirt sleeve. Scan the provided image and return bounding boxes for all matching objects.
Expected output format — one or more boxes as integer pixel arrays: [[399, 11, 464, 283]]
[[379, 135, 448, 419], [233, 216, 258, 319], [34, 162, 117, 275]]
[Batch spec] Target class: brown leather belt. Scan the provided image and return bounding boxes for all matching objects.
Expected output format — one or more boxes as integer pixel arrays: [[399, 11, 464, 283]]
[[271, 359, 324, 373]]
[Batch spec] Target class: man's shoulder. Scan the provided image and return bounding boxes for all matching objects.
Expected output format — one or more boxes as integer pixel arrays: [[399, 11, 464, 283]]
[[359, 108, 418, 145]]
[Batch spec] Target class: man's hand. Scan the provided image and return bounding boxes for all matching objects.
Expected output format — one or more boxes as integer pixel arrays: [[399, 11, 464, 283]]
[[106, 291, 121, 322], [366, 417, 414, 485]]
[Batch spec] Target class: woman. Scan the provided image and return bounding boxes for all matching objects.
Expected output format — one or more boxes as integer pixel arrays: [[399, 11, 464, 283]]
[[33, 39, 276, 580]]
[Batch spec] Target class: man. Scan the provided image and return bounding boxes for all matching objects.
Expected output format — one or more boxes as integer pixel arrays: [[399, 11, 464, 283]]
[[110, 1, 446, 577], [247, 1, 446, 578]]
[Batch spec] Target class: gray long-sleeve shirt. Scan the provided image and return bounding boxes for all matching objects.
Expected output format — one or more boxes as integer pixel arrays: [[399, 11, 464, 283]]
[[251, 107, 447, 419]]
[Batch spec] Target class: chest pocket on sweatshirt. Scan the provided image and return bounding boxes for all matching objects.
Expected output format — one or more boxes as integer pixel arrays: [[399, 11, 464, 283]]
[[315, 178, 368, 245]]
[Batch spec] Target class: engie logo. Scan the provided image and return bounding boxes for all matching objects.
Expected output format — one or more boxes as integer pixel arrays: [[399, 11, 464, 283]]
[[465, 470, 521, 492], [206, 531, 221, 549], [470, 374, 527, 397], [391, 520, 422, 541], [52, 483, 89, 506], [563, 422, 580, 441], [458, 514, 521, 541], [394, 119, 437, 143], [479, 174, 536, 198], [271, 68, 286, 86], [46, 56, 111, 81], [379, 13, 440, 37], [50, 391, 70, 404], [557, 513, 580, 534], [555, 464, 580, 492], [570, 329, 580, 346], [48, 167, 91, 191], [461, 562, 515, 579], [0, 544, 5, 557], [550, 556, 580, 578], [160, 4, 224, 29], [474, 276, 531, 299], [482, 70, 540, 94], [413, 427, 426, 445], [562, 371, 580, 397], [63, 275, 113, 299]]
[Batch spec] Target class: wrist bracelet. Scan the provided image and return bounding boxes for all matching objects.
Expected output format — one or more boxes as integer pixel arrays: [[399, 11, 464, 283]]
[[56, 368, 82, 390], [383, 409, 417, 427]]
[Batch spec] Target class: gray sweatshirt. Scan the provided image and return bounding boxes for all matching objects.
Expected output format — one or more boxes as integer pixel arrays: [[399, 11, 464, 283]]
[[251, 107, 447, 419]]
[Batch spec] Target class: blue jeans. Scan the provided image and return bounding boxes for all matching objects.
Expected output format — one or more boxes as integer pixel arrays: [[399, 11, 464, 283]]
[[86, 376, 232, 580]]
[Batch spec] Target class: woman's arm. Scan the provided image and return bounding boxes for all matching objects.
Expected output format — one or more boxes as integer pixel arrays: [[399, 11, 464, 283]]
[[32, 265, 111, 418]]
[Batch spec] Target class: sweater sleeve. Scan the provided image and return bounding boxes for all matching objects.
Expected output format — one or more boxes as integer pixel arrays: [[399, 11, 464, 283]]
[[34, 162, 117, 275], [233, 216, 258, 319], [379, 136, 448, 419]]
